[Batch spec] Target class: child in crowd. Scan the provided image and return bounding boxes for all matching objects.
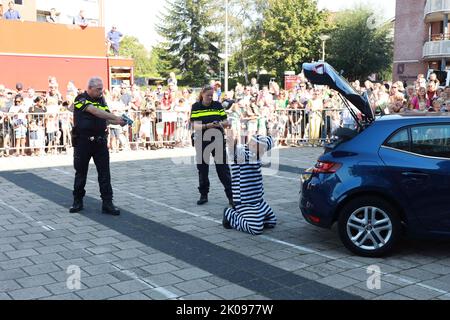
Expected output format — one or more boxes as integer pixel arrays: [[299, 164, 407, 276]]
[[29, 119, 39, 156]]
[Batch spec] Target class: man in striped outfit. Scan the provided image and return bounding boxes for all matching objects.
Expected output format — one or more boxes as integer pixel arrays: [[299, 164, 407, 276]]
[[223, 135, 277, 235]]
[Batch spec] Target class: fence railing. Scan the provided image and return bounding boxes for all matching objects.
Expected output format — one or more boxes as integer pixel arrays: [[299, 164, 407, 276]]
[[0, 108, 347, 156]]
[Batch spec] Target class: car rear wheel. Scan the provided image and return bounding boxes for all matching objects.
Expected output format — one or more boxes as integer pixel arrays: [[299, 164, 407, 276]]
[[338, 196, 401, 257]]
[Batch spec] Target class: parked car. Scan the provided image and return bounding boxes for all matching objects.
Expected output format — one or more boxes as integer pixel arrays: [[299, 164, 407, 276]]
[[300, 62, 450, 257]]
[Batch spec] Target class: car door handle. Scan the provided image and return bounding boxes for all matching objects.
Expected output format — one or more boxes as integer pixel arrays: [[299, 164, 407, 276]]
[[401, 172, 429, 179]]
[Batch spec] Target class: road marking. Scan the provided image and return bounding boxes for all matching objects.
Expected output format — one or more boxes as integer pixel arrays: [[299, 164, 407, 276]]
[[111, 263, 181, 299], [0, 198, 56, 232], [266, 174, 299, 182]]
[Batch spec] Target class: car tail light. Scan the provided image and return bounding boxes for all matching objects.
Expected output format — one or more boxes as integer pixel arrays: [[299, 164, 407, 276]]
[[312, 161, 342, 174], [307, 215, 321, 224]]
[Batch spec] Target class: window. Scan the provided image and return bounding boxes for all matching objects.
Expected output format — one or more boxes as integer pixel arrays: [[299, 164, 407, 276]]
[[14, 0, 23, 5], [385, 129, 409, 152], [411, 124, 450, 158]]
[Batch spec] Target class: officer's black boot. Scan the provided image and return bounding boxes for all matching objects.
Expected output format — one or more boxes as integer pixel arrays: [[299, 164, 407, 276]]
[[69, 198, 84, 213], [197, 194, 208, 205], [102, 201, 120, 216]]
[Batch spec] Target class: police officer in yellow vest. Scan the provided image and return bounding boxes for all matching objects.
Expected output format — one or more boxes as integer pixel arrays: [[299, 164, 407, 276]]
[[70, 77, 126, 215], [190, 85, 233, 206]]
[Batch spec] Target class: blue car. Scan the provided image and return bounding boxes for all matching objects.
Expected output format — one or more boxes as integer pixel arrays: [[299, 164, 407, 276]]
[[300, 62, 450, 257]]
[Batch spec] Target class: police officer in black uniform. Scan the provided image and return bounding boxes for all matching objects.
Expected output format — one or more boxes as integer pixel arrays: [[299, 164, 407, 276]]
[[190, 85, 233, 206], [69, 77, 126, 215]]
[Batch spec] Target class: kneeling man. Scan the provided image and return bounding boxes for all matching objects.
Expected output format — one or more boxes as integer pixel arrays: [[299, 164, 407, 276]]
[[223, 135, 276, 235]]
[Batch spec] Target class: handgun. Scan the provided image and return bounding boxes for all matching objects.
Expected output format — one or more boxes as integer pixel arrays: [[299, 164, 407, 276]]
[[121, 114, 134, 126]]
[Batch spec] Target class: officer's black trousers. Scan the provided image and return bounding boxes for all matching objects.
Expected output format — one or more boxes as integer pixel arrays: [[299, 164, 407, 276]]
[[195, 137, 232, 199], [73, 138, 113, 201]]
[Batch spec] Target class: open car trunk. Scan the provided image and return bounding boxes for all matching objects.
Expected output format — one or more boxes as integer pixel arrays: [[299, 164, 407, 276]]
[[302, 62, 375, 151]]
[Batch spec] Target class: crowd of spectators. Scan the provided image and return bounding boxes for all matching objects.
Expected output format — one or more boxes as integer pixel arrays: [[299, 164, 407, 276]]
[[1, 70, 448, 158]]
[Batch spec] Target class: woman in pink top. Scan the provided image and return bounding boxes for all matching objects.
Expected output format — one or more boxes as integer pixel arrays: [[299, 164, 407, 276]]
[[411, 87, 427, 111]]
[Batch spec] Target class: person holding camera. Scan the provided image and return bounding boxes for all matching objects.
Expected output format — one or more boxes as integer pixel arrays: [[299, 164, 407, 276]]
[[190, 85, 233, 206], [70, 77, 126, 215]]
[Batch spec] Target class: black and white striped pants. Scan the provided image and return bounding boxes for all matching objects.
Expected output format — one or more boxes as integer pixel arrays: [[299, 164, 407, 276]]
[[224, 200, 276, 235]]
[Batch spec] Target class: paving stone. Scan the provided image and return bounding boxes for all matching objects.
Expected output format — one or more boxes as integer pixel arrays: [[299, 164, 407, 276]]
[[35, 245, 67, 255], [0, 244, 15, 253], [112, 249, 146, 260], [142, 286, 184, 300], [208, 284, 255, 300], [16, 274, 56, 288], [141, 262, 179, 275], [58, 249, 92, 260], [317, 274, 360, 289], [342, 286, 378, 300], [18, 234, 48, 242], [42, 293, 83, 300], [11, 241, 44, 250], [83, 264, 119, 276], [29, 253, 65, 264], [395, 285, 442, 300], [171, 268, 212, 281], [0, 293, 12, 300], [81, 274, 121, 288], [84, 245, 118, 255], [90, 237, 121, 246], [23, 263, 62, 276], [419, 263, 450, 276], [183, 292, 222, 300], [174, 279, 217, 294], [399, 268, 440, 282], [0, 269, 29, 281], [5, 249, 39, 260], [110, 279, 152, 294], [0, 280, 21, 292], [140, 253, 175, 264], [109, 292, 150, 300], [45, 281, 88, 295], [374, 292, 413, 300], [421, 275, 450, 292], [0, 258, 34, 270], [9, 286, 52, 300], [76, 286, 120, 300]]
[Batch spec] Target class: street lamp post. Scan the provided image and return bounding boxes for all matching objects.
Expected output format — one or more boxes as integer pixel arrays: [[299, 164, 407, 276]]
[[225, 0, 229, 93], [319, 34, 330, 62]]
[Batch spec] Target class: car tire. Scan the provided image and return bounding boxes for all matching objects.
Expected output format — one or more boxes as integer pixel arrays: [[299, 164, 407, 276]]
[[338, 196, 401, 257]]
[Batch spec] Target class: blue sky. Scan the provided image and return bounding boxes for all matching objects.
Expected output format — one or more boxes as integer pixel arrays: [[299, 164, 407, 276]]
[[104, 0, 396, 51]]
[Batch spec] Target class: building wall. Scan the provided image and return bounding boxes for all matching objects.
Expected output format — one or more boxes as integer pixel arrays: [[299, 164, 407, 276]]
[[394, 0, 428, 83], [0, 55, 108, 92]]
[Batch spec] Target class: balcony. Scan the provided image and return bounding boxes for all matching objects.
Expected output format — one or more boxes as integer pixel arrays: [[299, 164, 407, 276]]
[[423, 37, 450, 59], [425, 0, 450, 22], [0, 19, 106, 57]]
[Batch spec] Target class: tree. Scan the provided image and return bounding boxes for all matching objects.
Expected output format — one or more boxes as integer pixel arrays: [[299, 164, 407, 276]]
[[157, 0, 221, 86], [212, 0, 268, 85], [256, 0, 329, 82], [120, 36, 158, 77], [327, 8, 393, 81]]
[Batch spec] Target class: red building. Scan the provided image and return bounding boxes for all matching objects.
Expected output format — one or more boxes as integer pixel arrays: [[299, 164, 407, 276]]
[[394, 0, 450, 84], [0, 19, 134, 94]]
